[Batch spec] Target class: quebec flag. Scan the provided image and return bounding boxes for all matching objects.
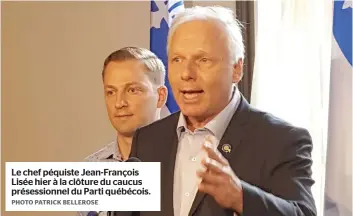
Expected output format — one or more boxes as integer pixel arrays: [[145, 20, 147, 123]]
[[150, 0, 185, 115], [324, 1, 352, 216]]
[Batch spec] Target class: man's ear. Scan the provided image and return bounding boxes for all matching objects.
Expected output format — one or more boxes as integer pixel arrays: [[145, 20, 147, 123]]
[[232, 59, 244, 84], [156, 85, 168, 108]]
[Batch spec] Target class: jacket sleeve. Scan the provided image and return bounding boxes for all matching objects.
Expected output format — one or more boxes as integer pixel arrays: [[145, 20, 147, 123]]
[[241, 127, 317, 216], [129, 129, 139, 158], [111, 130, 141, 216]]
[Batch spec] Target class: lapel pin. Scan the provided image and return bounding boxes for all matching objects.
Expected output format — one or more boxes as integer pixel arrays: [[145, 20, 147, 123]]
[[222, 144, 231, 153]]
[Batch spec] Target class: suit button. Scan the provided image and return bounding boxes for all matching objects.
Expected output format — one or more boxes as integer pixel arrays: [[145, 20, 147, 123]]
[[185, 192, 190, 196]]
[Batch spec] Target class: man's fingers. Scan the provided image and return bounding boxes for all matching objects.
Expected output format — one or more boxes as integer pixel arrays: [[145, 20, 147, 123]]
[[197, 168, 223, 184], [202, 143, 228, 166], [201, 158, 224, 175], [198, 181, 217, 196]]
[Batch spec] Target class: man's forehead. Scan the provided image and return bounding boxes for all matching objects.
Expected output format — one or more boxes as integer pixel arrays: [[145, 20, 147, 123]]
[[169, 39, 226, 57], [104, 81, 149, 89], [103, 60, 155, 89]]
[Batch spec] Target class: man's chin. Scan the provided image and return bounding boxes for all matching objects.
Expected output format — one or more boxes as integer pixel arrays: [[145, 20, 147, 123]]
[[180, 106, 207, 119], [115, 127, 136, 138]]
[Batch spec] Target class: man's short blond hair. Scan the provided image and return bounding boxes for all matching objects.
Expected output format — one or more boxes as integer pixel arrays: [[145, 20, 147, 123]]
[[102, 47, 166, 86]]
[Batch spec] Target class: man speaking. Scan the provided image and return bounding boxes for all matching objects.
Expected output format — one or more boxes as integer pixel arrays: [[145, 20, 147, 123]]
[[114, 6, 316, 216]]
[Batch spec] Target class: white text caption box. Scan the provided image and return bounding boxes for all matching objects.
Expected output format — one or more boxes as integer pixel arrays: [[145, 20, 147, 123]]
[[6, 162, 160, 211]]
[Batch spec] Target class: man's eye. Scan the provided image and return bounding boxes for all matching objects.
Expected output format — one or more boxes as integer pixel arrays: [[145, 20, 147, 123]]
[[128, 87, 141, 94], [199, 58, 210, 63], [172, 57, 182, 63], [106, 90, 115, 96]]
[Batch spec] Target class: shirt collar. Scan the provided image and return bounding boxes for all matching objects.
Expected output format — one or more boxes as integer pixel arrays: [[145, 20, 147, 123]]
[[177, 86, 241, 141], [106, 138, 123, 161]]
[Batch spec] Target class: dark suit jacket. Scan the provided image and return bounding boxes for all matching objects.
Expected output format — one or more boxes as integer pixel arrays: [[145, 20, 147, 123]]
[[112, 96, 317, 216]]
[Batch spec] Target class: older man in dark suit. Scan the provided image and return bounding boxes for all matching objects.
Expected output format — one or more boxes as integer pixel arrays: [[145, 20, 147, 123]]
[[112, 5, 317, 216]]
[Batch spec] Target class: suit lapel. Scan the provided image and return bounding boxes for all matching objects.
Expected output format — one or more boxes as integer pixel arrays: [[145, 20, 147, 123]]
[[188, 96, 251, 216], [161, 112, 180, 215]]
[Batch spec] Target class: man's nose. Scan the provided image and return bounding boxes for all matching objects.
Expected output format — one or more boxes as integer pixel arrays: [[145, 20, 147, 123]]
[[181, 61, 197, 81], [115, 92, 128, 109]]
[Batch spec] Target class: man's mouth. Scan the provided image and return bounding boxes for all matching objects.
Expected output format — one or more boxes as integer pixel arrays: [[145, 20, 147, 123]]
[[180, 90, 204, 100], [115, 114, 133, 118]]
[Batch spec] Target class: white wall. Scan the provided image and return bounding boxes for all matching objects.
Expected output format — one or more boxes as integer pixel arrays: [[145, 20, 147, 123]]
[[2, 2, 149, 216]]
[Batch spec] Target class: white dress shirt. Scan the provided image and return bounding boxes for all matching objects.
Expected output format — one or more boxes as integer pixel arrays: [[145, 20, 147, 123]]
[[173, 88, 241, 216]]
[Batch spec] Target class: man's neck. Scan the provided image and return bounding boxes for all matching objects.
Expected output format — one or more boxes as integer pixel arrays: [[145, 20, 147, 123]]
[[186, 91, 234, 132], [116, 134, 133, 161], [186, 115, 217, 131]]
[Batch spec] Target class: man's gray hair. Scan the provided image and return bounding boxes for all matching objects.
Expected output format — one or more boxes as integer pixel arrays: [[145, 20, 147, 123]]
[[102, 47, 166, 86], [167, 6, 245, 63]]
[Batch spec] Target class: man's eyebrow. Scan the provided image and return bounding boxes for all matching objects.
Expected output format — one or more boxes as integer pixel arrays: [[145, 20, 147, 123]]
[[170, 50, 210, 57], [195, 49, 209, 55], [125, 82, 144, 87], [104, 82, 147, 89], [170, 52, 183, 57], [104, 85, 117, 89]]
